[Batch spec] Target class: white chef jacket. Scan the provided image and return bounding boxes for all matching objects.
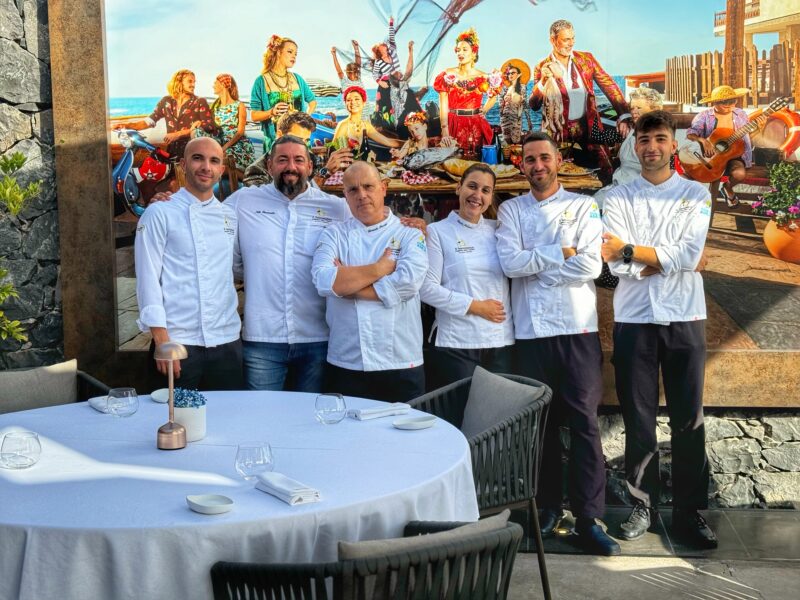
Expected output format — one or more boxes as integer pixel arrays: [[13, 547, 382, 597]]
[[496, 186, 603, 340], [135, 188, 240, 347], [603, 173, 711, 324], [312, 212, 428, 371], [225, 183, 351, 344], [421, 212, 514, 349]]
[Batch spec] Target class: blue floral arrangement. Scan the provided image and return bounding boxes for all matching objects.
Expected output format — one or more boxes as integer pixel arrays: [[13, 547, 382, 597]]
[[173, 388, 207, 409]]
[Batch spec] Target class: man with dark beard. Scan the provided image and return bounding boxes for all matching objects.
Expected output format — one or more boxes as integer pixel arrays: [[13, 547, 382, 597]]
[[225, 135, 351, 392]]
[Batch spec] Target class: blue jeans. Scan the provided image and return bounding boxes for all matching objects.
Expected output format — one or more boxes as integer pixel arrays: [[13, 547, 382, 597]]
[[243, 341, 328, 392]]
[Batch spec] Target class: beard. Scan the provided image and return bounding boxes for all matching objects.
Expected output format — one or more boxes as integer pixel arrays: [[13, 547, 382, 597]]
[[275, 170, 308, 198]]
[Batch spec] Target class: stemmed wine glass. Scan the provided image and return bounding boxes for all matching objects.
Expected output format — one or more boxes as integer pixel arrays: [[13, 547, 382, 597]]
[[235, 442, 274, 481]]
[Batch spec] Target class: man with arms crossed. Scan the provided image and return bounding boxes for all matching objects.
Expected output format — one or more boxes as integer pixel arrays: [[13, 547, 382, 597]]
[[312, 161, 428, 401], [135, 137, 243, 389], [601, 110, 716, 548], [496, 131, 619, 556]]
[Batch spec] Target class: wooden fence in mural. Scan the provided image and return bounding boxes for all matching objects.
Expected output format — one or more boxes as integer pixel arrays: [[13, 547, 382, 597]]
[[665, 41, 800, 107]]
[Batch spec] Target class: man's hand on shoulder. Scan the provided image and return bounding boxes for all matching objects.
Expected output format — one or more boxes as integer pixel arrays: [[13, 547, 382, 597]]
[[400, 216, 427, 235], [149, 191, 173, 206]]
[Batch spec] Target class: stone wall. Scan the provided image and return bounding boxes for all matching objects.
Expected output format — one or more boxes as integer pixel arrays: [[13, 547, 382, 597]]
[[599, 409, 800, 509], [0, 0, 61, 368]]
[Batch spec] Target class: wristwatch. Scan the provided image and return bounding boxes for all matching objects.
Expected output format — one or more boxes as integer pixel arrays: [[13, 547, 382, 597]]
[[621, 243, 635, 264], [318, 166, 329, 179]]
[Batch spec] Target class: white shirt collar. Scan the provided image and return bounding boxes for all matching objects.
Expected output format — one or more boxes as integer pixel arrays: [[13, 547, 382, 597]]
[[450, 210, 483, 229]]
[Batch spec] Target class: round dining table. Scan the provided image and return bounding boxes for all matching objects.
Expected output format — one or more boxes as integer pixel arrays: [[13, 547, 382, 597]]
[[0, 391, 479, 600]]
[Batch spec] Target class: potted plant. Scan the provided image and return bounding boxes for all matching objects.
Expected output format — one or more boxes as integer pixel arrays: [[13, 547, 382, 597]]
[[173, 388, 207, 442], [752, 161, 800, 263]]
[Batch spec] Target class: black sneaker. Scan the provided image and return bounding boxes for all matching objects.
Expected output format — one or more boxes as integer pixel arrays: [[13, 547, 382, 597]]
[[619, 502, 653, 541], [672, 508, 718, 549]]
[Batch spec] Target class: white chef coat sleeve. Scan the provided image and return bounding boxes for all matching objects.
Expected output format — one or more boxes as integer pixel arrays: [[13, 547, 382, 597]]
[[134, 205, 168, 331], [496, 200, 564, 278], [655, 193, 711, 276], [311, 226, 342, 298], [419, 226, 473, 316], [602, 190, 647, 279], [539, 201, 602, 286], [374, 229, 428, 308], [224, 196, 244, 281]]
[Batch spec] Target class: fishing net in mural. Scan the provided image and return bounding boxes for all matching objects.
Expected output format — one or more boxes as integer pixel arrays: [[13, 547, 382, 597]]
[[333, 0, 598, 85]]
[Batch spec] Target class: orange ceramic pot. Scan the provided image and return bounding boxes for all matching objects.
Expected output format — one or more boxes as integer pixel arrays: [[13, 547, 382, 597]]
[[763, 220, 800, 263]]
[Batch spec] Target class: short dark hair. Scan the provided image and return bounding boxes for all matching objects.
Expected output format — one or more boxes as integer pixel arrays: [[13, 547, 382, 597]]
[[635, 110, 676, 138], [522, 131, 559, 154], [276, 112, 316, 136], [269, 134, 313, 162]]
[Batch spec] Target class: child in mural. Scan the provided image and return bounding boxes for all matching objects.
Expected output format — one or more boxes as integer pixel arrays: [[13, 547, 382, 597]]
[[196, 74, 255, 178], [120, 68, 216, 159], [331, 40, 364, 89], [371, 16, 402, 84], [390, 111, 456, 160]]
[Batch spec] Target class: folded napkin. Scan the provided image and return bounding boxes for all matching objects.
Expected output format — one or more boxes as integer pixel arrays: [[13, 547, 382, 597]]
[[87, 396, 109, 413], [347, 402, 410, 421], [255, 472, 321, 506]]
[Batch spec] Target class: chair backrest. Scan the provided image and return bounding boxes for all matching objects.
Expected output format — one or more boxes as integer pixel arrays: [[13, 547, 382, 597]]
[[211, 522, 523, 600], [0, 359, 78, 415]]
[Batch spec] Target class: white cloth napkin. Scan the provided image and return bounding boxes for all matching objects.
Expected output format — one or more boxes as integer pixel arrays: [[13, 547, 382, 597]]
[[347, 403, 410, 421], [87, 396, 109, 414], [255, 472, 321, 506]]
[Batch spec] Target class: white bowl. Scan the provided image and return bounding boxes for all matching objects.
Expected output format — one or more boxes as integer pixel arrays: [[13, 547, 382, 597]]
[[151, 388, 169, 403], [393, 415, 436, 430], [186, 494, 234, 515]]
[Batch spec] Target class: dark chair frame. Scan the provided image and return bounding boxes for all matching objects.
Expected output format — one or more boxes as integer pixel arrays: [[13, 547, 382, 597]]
[[211, 521, 523, 600], [77, 370, 111, 401], [408, 374, 553, 600]]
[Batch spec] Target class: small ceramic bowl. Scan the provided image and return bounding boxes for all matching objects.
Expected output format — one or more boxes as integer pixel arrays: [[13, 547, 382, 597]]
[[186, 494, 234, 515]]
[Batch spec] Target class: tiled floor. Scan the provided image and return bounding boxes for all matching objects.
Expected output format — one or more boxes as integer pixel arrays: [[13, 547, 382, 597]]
[[511, 507, 800, 561]]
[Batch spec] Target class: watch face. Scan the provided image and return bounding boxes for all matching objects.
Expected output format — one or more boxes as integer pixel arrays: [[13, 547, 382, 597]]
[[622, 244, 634, 258]]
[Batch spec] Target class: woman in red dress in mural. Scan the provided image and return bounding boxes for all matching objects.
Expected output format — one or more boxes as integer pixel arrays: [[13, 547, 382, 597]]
[[433, 28, 501, 159]]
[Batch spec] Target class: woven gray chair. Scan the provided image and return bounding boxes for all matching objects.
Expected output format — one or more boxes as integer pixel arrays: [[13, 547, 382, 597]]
[[211, 520, 523, 600], [408, 372, 553, 600]]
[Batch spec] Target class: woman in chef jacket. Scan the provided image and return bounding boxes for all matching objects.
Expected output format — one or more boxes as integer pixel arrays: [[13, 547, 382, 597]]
[[421, 163, 514, 389]]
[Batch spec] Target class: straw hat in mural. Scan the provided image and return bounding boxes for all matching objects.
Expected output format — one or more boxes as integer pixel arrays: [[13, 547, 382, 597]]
[[699, 85, 750, 104], [501, 58, 531, 86]]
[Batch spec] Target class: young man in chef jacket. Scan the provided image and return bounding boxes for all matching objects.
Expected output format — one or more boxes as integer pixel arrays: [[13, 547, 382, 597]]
[[601, 110, 716, 549], [496, 131, 620, 557], [135, 137, 243, 390], [312, 161, 429, 401]]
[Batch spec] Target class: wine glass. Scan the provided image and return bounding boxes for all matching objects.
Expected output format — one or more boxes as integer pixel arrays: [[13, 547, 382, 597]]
[[0, 431, 42, 469], [106, 387, 139, 417], [315, 393, 347, 425], [235, 442, 274, 481]]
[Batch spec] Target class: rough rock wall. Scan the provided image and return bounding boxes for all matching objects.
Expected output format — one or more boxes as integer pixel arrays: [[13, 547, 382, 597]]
[[0, 0, 61, 368]]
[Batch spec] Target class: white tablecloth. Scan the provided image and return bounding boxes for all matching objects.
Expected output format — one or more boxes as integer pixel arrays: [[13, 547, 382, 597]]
[[0, 392, 479, 600]]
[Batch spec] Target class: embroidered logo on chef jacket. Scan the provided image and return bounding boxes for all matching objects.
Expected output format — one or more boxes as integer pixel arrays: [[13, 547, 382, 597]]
[[312, 207, 333, 224], [589, 202, 600, 219], [558, 209, 577, 226], [455, 238, 475, 254], [136, 224, 145, 232], [416, 234, 426, 251], [255, 209, 276, 215], [223, 215, 235, 236], [389, 236, 402, 257], [700, 198, 712, 217]]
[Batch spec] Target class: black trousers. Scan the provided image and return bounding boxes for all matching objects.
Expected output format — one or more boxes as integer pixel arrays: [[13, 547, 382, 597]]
[[326, 363, 425, 403], [513, 334, 605, 519], [426, 345, 512, 391], [150, 339, 244, 391], [613, 321, 709, 510]]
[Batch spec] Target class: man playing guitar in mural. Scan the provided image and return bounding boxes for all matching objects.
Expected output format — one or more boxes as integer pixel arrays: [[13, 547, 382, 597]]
[[683, 85, 771, 209]]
